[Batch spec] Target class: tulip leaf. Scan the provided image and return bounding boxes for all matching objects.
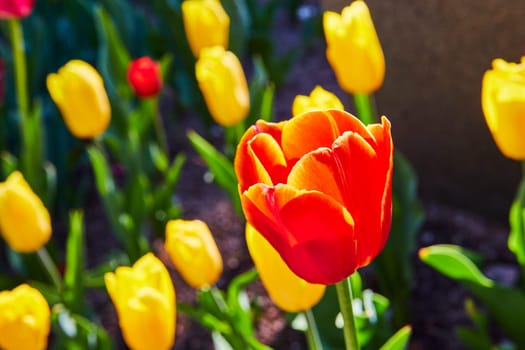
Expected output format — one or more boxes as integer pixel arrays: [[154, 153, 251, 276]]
[[508, 188, 525, 267], [421, 244, 525, 348], [212, 331, 235, 350], [64, 210, 86, 314], [0, 151, 17, 179], [87, 144, 141, 260], [93, 5, 132, 101], [178, 302, 233, 336], [247, 56, 272, 125], [149, 143, 169, 173], [419, 244, 494, 287], [456, 298, 494, 350], [93, 4, 133, 136], [151, 152, 185, 232], [379, 325, 412, 350], [52, 304, 113, 350], [222, 0, 251, 57], [187, 130, 242, 215]]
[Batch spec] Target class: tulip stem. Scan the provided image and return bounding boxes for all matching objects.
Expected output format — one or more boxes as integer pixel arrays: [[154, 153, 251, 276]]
[[37, 247, 63, 295], [353, 93, 376, 125], [9, 18, 40, 192], [305, 309, 323, 350], [516, 161, 525, 288], [336, 276, 360, 350], [148, 98, 169, 156]]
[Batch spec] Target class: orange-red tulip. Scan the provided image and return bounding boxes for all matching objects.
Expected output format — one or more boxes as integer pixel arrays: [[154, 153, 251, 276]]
[[234, 109, 393, 284]]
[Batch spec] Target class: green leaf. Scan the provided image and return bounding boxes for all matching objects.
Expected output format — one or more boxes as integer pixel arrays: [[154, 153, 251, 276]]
[[212, 331, 235, 350], [222, 0, 251, 56], [93, 5, 132, 100], [456, 299, 493, 350], [92, 4, 133, 136], [63, 210, 85, 314], [226, 269, 259, 339], [422, 244, 525, 348], [151, 152, 186, 230], [187, 131, 242, 215], [0, 151, 18, 178], [379, 325, 412, 350], [87, 144, 140, 260], [508, 198, 525, 266], [419, 244, 494, 287], [149, 143, 169, 173], [84, 253, 129, 289], [52, 304, 113, 350], [247, 56, 272, 125]]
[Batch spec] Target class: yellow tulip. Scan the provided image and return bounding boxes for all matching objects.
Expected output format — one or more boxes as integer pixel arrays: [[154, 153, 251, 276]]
[[0, 171, 51, 253], [165, 219, 223, 289], [292, 85, 344, 115], [0, 284, 50, 350], [195, 46, 250, 127], [482, 57, 525, 160], [47, 60, 111, 139], [323, 0, 385, 94], [105, 253, 176, 350], [182, 0, 230, 58], [245, 224, 326, 313]]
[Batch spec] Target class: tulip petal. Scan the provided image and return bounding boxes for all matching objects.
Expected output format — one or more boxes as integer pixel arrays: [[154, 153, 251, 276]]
[[248, 133, 288, 185], [287, 147, 344, 205], [332, 128, 391, 265], [242, 183, 356, 284], [281, 110, 340, 162], [235, 121, 285, 192]]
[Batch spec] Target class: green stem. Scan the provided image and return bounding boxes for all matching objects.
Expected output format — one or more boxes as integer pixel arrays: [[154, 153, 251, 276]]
[[305, 309, 323, 350], [9, 19, 37, 186], [148, 98, 169, 156], [353, 93, 376, 125], [336, 276, 360, 350], [36, 247, 63, 295], [517, 161, 525, 287]]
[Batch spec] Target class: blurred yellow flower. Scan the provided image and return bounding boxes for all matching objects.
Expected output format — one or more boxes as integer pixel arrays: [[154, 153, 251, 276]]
[[482, 57, 525, 160], [47, 60, 111, 139], [0, 284, 50, 350], [246, 224, 326, 312], [182, 0, 230, 58], [165, 219, 223, 289], [196, 46, 250, 127], [0, 171, 51, 253], [323, 0, 385, 94], [292, 85, 344, 115], [105, 253, 176, 350]]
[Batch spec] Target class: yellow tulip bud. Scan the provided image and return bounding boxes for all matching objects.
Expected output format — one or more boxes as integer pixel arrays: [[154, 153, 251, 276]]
[[182, 0, 230, 58], [47, 60, 111, 139], [105, 253, 176, 350], [0, 284, 50, 350], [245, 224, 325, 313], [292, 85, 344, 116], [323, 0, 385, 94], [482, 57, 525, 160], [0, 171, 51, 253], [196, 46, 250, 127], [164, 219, 223, 289]]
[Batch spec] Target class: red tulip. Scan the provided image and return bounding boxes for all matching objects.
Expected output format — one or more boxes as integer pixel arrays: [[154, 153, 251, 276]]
[[234, 109, 393, 284], [0, 0, 34, 19], [127, 56, 162, 98]]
